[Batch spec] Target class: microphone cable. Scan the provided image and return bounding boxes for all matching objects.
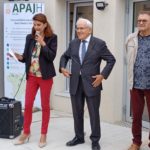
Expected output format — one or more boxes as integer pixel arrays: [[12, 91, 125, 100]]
[[13, 72, 26, 99]]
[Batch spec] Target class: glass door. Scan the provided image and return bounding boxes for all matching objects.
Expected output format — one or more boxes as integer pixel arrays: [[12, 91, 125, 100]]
[[126, 0, 150, 128], [65, 0, 93, 91]]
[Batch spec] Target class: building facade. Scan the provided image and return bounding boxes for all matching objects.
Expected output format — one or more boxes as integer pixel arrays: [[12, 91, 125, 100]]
[[0, 0, 149, 127]]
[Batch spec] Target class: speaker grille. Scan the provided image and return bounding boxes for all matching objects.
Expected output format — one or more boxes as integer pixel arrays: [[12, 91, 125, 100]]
[[0, 101, 22, 138]]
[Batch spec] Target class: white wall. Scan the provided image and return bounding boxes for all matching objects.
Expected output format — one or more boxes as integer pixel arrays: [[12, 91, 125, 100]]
[[0, 0, 127, 123], [50, 0, 73, 113], [51, 0, 126, 123], [50, 0, 79, 114], [93, 0, 126, 122]]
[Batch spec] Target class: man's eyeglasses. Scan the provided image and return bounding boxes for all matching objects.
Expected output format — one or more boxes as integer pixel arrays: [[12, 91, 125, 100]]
[[137, 19, 148, 24], [76, 27, 87, 31]]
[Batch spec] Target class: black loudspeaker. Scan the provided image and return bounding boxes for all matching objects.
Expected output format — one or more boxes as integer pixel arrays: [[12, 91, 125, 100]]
[[0, 97, 22, 139]]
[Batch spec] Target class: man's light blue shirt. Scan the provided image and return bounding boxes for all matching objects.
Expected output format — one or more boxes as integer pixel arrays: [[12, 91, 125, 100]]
[[79, 35, 91, 63]]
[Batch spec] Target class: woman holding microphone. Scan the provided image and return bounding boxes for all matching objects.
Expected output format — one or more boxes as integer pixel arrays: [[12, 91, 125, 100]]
[[13, 13, 57, 148]]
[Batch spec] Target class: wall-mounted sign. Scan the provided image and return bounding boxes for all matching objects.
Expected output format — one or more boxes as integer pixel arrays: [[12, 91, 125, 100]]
[[4, 2, 45, 107]]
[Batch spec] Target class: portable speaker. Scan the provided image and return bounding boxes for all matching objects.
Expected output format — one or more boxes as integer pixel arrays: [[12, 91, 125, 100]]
[[0, 97, 22, 139]]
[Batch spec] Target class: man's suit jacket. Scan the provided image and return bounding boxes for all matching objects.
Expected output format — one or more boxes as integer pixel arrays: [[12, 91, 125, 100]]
[[60, 36, 116, 97]]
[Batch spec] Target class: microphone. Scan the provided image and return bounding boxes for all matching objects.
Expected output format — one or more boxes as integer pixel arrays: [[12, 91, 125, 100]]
[[35, 31, 40, 46], [35, 31, 40, 37]]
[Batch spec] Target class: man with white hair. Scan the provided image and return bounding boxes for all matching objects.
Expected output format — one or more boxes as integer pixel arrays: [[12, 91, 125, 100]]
[[59, 18, 116, 150]]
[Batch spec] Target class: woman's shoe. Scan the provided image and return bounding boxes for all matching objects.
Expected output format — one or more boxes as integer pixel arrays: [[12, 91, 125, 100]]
[[14, 133, 30, 145], [38, 134, 47, 148], [39, 141, 47, 148], [128, 143, 140, 150]]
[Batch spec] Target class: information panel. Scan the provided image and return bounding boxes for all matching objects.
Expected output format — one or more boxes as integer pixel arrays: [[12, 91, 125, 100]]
[[4, 2, 45, 107]]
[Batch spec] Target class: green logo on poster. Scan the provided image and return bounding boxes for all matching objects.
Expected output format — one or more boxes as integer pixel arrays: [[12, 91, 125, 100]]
[[13, 3, 43, 14]]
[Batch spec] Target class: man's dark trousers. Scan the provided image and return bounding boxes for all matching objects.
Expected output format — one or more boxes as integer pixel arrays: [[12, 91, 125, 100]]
[[71, 76, 101, 143]]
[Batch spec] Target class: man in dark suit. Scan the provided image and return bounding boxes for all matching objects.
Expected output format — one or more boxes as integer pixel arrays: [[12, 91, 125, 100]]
[[59, 18, 116, 150]]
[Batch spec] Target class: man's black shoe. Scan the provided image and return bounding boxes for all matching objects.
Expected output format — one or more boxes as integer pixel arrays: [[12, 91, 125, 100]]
[[66, 137, 85, 146], [92, 143, 101, 150]]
